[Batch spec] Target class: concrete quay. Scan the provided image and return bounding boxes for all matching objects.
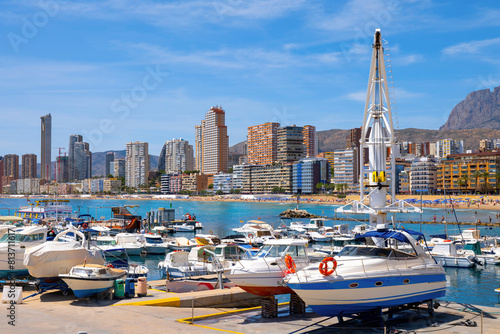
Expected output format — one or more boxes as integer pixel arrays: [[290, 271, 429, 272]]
[[1, 281, 499, 333]]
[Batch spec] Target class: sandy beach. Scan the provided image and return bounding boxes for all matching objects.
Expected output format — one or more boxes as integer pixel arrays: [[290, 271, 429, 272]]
[[6, 193, 500, 211]]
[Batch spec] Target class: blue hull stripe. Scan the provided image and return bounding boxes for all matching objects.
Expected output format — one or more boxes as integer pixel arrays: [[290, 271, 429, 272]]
[[287, 273, 446, 291], [73, 288, 111, 298]]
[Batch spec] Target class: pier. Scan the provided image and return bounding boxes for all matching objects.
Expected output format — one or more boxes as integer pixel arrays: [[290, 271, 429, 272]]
[[3, 280, 499, 333]]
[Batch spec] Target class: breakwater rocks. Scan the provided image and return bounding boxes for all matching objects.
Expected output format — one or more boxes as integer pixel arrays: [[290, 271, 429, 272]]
[[279, 209, 321, 218]]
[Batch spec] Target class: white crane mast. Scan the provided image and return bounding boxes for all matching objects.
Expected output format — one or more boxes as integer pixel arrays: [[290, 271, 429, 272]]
[[336, 29, 421, 229]]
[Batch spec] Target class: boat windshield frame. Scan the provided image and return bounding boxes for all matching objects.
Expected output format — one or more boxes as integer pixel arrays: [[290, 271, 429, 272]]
[[337, 245, 417, 258]]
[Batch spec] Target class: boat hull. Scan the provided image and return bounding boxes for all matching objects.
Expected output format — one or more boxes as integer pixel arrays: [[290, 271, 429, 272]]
[[433, 255, 475, 268], [60, 275, 125, 298], [286, 273, 446, 317]]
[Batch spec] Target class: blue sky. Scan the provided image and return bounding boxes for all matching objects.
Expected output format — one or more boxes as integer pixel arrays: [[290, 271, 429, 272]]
[[1, 0, 500, 160]]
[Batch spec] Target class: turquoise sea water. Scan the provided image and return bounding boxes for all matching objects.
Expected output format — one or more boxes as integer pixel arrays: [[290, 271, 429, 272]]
[[1, 197, 499, 307]]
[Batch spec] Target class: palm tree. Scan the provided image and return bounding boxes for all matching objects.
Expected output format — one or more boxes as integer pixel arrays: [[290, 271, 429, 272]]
[[457, 178, 465, 193], [495, 171, 500, 194], [461, 174, 469, 194], [472, 170, 482, 194], [482, 171, 490, 193]]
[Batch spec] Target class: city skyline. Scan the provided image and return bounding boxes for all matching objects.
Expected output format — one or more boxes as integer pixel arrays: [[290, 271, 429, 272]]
[[2, 1, 500, 159]]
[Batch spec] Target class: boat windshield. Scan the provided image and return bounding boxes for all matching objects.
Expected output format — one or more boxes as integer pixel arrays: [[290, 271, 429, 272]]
[[96, 240, 116, 246], [255, 245, 288, 258], [72, 268, 94, 276], [146, 237, 162, 244], [337, 246, 415, 258], [0, 233, 45, 243]]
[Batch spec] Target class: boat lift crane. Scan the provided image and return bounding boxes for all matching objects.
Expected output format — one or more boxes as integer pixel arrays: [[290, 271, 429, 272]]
[[336, 29, 421, 229]]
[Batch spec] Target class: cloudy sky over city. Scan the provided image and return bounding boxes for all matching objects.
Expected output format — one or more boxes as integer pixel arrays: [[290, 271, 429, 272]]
[[2, 0, 500, 159]]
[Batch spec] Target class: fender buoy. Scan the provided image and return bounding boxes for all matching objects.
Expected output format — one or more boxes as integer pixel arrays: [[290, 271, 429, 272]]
[[319, 257, 337, 276], [284, 255, 297, 274], [106, 264, 114, 268], [82, 222, 88, 229]]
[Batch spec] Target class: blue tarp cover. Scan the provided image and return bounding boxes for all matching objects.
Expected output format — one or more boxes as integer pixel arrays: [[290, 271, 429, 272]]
[[356, 229, 424, 243]]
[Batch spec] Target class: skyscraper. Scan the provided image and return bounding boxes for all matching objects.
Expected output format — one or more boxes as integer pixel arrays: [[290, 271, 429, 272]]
[[105, 152, 115, 176], [56, 156, 69, 183], [22, 154, 37, 179], [125, 142, 149, 187], [199, 106, 228, 174], [111, 159, 125, 178], [68, 134, 83, 180], [277, 125, 305, 163], [303, 125, 317, 157], [73, 142, 92, 180], [40, 114, 52, 180], [194, 124, 203, 172], [247, 122, 279, 165], [3, 154, 19, 180], [158, 139, 194, 174]]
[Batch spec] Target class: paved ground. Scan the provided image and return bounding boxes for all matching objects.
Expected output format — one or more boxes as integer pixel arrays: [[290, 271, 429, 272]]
[[1, 285, 499, 334]]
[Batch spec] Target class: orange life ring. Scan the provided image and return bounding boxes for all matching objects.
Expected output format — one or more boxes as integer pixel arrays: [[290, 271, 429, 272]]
[[82, 222, 89, 229], [319, 257, 337, 276], [284, 255, 296, 274], [248, 234, 254, 239], [106, 264, 114, 268]]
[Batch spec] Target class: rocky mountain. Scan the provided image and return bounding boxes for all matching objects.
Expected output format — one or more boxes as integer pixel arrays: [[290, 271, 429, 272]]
[[440, 86, 500, 130]]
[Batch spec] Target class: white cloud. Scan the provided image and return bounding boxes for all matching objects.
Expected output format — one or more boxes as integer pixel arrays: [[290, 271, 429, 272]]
[[442, 37, 500, 56]]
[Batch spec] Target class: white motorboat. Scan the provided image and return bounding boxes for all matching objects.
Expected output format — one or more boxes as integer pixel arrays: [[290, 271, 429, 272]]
[[225, 238, 310, 296], [143, 234, 169, 254], [0, 225, 47, 278], [59, 264, 127, 298], [307, 231, 332, 243], [172, 223, 195, 232], [23, 227, 104, 278], [159, 243, 253, 279], [115, 233, 145, 256], [232, 220, 275, 245], [284, 230, 447, 317], [430, 240, 479, 268]]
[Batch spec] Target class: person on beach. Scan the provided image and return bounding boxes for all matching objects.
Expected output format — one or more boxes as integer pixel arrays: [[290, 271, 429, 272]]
[[433, 215, 436, 222], [441, 216, 445, 223]]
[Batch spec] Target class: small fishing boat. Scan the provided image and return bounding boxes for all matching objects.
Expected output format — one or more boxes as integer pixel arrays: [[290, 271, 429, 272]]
[[59, 264, 127, 298], [114, 233, 145, 256], [172, 223, 195, 232], [167, 237, 197, 251], [430, 240, 480, 268]]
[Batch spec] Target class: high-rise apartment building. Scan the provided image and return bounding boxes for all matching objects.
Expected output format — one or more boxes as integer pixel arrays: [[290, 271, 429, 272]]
[[195, 124, 203, 172], [346, 127, 362, 149], [3, 154, 19, 180], [125, 142, 149, 187], [436, 139, 464, 159], [158, 139, 194, 174], [277, 125, 305, 164], [111, 159, 126, 178], [22, 154, 37, 179], [40, 113, 52, 180], [56, 156, 69, 183], [333, 148, 358, 186], [105, 152, 115, 176], [73, 142, 92, 180], [68, 134, 83, 180], [303, 125, 317, 158], [247, 122, 279, 165], [199, 106, 228, 174]]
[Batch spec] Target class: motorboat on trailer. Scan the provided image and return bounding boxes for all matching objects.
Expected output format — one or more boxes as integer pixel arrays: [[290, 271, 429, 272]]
[[284, 30, 446, 317], [284, 229, 447, 317], [59, 264, 127, 298], [224, 238, 310, 296], [0, 225, 47, 278]]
